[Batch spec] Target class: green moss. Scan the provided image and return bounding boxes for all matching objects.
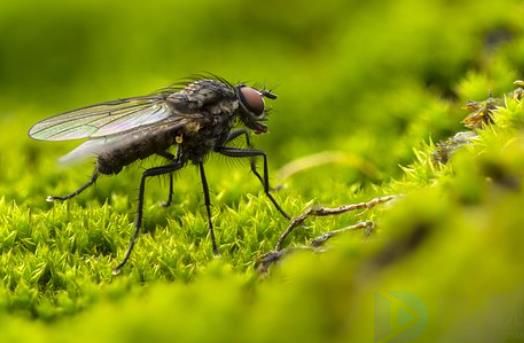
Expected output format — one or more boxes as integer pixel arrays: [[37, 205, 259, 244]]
[[1, 0, 524, 341]]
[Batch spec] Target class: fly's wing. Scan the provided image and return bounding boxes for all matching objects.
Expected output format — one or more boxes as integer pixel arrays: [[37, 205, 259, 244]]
[[28, 94, 175, 141], [58, 117, 192, 164]]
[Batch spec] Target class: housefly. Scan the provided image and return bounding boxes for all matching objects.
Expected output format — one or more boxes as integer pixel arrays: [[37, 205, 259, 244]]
[[29, 75, 290, 274]]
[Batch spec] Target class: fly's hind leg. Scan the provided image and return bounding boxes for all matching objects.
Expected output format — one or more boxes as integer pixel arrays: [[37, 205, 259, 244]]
[[46, 170, 99, 202]]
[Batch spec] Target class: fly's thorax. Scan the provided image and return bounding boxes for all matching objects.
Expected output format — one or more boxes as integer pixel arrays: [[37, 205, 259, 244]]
[[210, 97, 240, 115], [177, 105, 238, 163], [167, 79, 237, 113]]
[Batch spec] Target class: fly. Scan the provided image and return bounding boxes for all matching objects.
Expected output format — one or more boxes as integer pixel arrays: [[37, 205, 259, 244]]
[[28, 75, 290, 274]]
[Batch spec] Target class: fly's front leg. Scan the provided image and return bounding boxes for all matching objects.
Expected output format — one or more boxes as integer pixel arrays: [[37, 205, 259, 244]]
[[224, 129, 265, 187], [216, 146, 290, 220], [46, 170, 99, 202], [225, 128, 251, 145], [113, 160, 184, 275]]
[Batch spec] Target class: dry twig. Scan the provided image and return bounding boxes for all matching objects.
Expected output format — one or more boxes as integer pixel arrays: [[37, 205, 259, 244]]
[[256, 194, 400, 273], [275, 194, 399, 251]]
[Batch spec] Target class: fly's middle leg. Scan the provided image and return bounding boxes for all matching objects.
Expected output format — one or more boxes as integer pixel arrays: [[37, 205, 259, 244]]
[[198, 162, 219, 255], [157, 151, 177, 207], [162, 174, 174, 208], [46, 170, 99, 202], [113, 160, 184, 275]]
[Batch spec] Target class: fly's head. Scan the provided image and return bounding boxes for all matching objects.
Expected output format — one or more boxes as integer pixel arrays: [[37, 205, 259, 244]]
[[235, 85, 277, 134]]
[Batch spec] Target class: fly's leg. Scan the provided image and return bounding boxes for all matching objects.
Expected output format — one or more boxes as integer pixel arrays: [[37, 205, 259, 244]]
[[156, 151, 177, 207], [198, 162, 219, 254], [113, 161, 184, 275], [216, 146, 290, 220], [224, 128, 251, 144], [162, 174, 174, 208], [46, 170, 99, 202], [223, 129, 265, 188]]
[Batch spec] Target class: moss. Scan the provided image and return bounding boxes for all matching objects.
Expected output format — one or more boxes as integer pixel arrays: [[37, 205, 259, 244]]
[[2, 0, 524, 341]]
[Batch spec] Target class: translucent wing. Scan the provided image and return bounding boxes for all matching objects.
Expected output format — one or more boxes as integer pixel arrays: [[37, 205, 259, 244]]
[[58, 117, 191, 164], [29, 95, 174, 141]]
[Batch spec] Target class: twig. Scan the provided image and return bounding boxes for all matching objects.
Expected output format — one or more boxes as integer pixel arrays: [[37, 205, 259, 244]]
[[256, 246, 315, 274], [310, 220, 374, 247], [256, 194, 400, 274], [275, 195, 399, 251], [256, 220, 373, 274]]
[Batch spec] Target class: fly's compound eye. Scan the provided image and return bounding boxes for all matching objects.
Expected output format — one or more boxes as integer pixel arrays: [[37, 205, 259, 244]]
[[239, 86, 265, 118]]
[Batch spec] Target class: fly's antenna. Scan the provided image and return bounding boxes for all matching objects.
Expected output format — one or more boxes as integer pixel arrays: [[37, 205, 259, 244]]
[[261, 89, 277, 100], [261, 80, 279, 100]]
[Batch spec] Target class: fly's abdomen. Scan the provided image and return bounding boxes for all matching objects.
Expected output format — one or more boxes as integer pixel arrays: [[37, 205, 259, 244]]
[[96, 126, 179, 175]]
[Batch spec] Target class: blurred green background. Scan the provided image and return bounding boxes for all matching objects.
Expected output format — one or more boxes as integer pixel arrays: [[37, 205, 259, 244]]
[[2, 0, 524, 342], [2, 0, 521, 174]]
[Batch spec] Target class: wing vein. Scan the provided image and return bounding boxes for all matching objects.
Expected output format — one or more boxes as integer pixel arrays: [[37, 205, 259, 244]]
[[29, 95, 174, 141]]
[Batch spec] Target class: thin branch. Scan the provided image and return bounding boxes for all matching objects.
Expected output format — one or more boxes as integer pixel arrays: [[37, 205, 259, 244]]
[[256, 220, 373, 274], [256, 194, 401, 274], [310, 220, 374, 247], [275, 195, 399, 251], [256, 246, 315, 274]]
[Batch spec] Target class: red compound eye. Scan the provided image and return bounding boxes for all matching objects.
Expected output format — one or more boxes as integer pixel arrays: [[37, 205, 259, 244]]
[[239, 86, 265, 117]]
